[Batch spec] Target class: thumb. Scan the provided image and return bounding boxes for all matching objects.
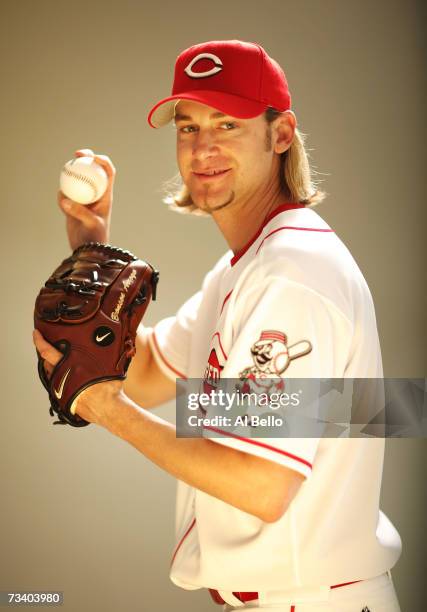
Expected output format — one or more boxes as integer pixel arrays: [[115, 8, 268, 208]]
[[33, 329, 63, 369]]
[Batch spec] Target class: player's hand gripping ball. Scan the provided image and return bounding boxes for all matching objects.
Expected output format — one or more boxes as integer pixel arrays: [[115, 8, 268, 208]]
[[60, 156, 109, 204], [33, 242, 159, 427]]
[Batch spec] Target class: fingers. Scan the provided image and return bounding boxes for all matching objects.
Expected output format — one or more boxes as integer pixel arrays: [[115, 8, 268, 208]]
[[32, 329, 63, 367], [32, 329, 63, 380], [75, 148, 116, 181], [75, 148, 94, 157]]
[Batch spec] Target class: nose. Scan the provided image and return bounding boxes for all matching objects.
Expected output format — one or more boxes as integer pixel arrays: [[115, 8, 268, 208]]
[[192, 128, 220, 162]]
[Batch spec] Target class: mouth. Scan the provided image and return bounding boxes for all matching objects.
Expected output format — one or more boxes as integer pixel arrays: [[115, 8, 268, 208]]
[[193, 169, 231, 181], [255, 354, 270, 365]]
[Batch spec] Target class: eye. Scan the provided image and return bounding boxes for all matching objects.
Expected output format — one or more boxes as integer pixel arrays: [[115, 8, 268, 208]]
[[220, 121, 237, 130], [179, 125, 198, 133]]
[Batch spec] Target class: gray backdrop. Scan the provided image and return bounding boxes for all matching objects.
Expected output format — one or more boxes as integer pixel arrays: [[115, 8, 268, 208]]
[[1, 1, 425, 610]]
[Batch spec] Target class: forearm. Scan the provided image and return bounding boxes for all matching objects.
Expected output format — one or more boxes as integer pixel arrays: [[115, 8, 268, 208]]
[[122, 326, 177, 409], [100, 390, 293, 521]]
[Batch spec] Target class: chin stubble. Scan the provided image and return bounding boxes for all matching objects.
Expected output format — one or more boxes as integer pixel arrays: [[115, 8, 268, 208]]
[[194, 188, 236, 214], [205, 191, 236, 213]]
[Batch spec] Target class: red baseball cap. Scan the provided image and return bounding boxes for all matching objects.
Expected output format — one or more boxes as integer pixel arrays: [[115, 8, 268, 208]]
[[147, 40, 291, 128]]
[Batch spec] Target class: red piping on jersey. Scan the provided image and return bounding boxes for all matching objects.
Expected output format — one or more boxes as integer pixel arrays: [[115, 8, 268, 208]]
[[170, 517, 196, 567], [288, 580, 362, 610], [152, 330, 187, 380], [220, 290, 233, 316], [204, 425, 313, 470], [209, 578, 363, 608], [211, 332, 228, 360], [330, 580, 361, 589], [256, 226, 335, 255], [230, 203, 306, 267]]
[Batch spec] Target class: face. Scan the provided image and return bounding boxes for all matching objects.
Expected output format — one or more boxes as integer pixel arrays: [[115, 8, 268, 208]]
[[174, 100, 278, 214], [251, 340, 289, 373]]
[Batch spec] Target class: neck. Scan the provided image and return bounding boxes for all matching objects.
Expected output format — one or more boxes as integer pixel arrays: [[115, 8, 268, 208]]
[[211, 186, 292, 255]]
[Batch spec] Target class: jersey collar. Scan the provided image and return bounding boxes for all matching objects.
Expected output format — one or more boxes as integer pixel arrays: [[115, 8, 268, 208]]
[[230, 202, 306, 267]]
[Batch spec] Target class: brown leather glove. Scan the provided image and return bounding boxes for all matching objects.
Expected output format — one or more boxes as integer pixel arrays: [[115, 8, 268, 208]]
[[34, 242, 159, 427]]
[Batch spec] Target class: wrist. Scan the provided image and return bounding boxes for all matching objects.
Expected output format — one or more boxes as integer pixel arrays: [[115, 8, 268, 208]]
[[99, 388, 138, 437], [73, 379, 124, 428]]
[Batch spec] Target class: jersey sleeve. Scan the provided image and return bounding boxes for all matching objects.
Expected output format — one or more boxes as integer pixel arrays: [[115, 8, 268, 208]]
[[148, 290, 202, 381], [147, 253, 231, 382], [204, 277, 353, 478]]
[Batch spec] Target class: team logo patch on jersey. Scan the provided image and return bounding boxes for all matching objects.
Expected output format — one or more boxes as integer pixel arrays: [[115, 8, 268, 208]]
[[239, 330, 312, 380], [203, 348, 224, 394]]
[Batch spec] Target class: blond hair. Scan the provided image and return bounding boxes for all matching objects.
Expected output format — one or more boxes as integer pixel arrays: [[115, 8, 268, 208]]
[[162, 107, 327, 216]]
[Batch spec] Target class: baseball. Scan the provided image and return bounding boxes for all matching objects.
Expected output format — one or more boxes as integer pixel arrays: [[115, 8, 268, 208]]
[[59, 156, 108, 205]]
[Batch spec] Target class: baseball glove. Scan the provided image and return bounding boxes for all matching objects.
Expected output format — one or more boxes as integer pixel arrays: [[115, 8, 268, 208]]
[[34, 242, 159, 427]]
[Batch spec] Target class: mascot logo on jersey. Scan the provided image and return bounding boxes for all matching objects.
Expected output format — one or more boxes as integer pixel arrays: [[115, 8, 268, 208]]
[[238, 330, 312, 393]]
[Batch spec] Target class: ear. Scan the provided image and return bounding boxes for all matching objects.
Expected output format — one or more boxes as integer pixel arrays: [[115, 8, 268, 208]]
[[273, 110, 297, 154]]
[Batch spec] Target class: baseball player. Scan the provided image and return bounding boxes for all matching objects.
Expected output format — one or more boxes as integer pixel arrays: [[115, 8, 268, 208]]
[[33, 40, 403, 610]]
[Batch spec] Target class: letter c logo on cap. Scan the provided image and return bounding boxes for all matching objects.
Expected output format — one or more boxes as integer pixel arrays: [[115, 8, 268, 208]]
[[184, 53, 223, 79]]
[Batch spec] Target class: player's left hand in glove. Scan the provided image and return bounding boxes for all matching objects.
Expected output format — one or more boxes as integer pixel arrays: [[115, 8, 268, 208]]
[[33, 242, 159, 427]]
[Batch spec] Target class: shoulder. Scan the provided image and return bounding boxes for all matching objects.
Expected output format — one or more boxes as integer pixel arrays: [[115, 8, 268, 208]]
[[256, 207, 349, 271], [200, 250, 233, 291], [237, 207, 373, 322]]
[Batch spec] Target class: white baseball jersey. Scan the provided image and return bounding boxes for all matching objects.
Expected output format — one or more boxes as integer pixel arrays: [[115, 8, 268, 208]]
[[148, 203, 402, 592]]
